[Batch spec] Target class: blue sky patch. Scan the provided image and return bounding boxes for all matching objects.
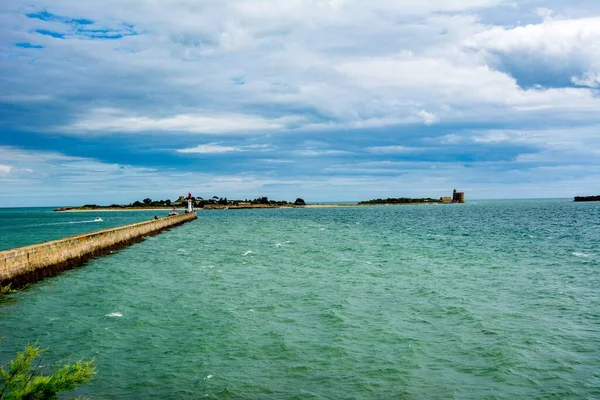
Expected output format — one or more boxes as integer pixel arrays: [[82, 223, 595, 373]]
[[35, 29, 65, 39], [26, 11, 94, 25], [15, 42, 44, 49]]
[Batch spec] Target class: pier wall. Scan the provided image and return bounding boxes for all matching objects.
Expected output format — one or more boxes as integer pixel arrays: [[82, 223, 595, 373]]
[[0, 212, 197, 288]]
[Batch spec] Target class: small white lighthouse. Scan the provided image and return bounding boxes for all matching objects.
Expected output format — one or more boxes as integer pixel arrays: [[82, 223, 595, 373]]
[[186, 192, 194, 213]]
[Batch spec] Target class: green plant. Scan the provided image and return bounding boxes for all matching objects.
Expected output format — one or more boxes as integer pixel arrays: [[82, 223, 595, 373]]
[[0, 344, 95, 400], [0, 285, 16, 296]]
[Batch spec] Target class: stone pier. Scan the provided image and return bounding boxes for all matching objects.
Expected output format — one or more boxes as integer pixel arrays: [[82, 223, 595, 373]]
[[0, 212, 197, 289]]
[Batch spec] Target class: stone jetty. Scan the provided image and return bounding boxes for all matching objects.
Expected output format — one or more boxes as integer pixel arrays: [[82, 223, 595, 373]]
[[0, 212, 197, 289]]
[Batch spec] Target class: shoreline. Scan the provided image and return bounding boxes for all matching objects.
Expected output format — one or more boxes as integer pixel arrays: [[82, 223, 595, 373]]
[[54, 202, 452, 212], [55, 205, 355, 212], [55, 208, 187, 212]]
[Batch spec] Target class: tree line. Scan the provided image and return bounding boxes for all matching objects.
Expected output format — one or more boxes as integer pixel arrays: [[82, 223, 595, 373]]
[[195, 196, 306, 207], [574, 195, 600, 202], [76, 196, 307, 209]]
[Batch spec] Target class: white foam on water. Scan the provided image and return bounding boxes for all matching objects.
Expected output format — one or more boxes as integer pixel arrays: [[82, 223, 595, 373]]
[[572, 252, 592, 258], [206, 375, 213, 380], [10, 219, 103, 229], [244, 250, 253, 256], [106, 312, 123, 318]]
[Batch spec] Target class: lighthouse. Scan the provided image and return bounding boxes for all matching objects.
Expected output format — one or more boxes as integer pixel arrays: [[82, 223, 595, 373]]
[[186, 192, 194, 213]]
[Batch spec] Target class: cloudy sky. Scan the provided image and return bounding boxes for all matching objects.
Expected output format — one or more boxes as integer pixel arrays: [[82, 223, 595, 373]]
[[1, 0, 600, 206]]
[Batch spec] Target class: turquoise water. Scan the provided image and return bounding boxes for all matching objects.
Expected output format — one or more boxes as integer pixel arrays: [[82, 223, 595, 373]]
[[1, 201, 599, 399], [0, 208, 173, 251]]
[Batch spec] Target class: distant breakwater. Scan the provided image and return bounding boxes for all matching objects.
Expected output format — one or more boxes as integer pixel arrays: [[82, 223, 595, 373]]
[[0, 212, 197, 289], [574, 195, 600, 202]]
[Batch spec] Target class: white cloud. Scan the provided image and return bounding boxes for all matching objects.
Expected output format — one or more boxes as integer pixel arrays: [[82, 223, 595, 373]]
[[0, 146, 155, 184], [63, 108, 302, 134], [572, 72, 600, 88], [178, 144, 241, 154], [294, 149, 351, 157], [177, 143, 271, 153], [418, 110, 439, 125], [367, 146, 421, 154], [0, 164, 13, 175], [2, 0, 599, 136], [535, 7, 554, 19], [467, 17, 600, 56], [465, 17, 600, 88], [257, 159, 294, 164]]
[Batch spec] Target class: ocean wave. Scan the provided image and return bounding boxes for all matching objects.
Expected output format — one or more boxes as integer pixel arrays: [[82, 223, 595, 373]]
[[106, 312, 123, 318], [10, 220, 101, 229], [572, 252, 592, 258]]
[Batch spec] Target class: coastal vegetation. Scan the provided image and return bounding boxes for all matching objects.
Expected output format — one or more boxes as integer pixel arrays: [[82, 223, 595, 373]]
[[574, 195, 600, 202], [54, 195, 296, 211], [198, 196, 291, 208], [0, 344, 95, 399], [53, 191, 466, 211]]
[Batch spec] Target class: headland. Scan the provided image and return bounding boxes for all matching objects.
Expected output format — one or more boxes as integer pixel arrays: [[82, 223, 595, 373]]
[[574, 195, 600, 202], [54, 190, 466, 212]]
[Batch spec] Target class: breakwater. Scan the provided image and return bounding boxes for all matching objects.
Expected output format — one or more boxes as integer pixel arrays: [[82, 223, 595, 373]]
[[574, 195, 600, 202], [0, 212, 197, 288]]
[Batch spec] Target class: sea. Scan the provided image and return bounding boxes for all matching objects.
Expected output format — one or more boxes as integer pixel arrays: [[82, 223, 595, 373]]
[[0, 200, 599, 399]]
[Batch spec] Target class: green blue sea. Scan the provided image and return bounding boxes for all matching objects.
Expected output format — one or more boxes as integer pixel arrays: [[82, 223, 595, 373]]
[[1, 200, 599, 399]]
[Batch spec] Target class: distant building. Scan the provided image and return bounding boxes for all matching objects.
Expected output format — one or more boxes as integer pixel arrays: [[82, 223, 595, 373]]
[[440, 196, 452, 203], [452, 189, 465, 203]]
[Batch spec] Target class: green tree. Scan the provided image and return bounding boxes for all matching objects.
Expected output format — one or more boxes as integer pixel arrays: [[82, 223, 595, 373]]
[[294, 198, 306, 206], [0, 344, 95, 400], [143, 198, 152, 205]]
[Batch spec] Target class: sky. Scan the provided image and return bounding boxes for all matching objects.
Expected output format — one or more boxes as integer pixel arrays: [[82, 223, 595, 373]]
[[1, 0, 600, 206]]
